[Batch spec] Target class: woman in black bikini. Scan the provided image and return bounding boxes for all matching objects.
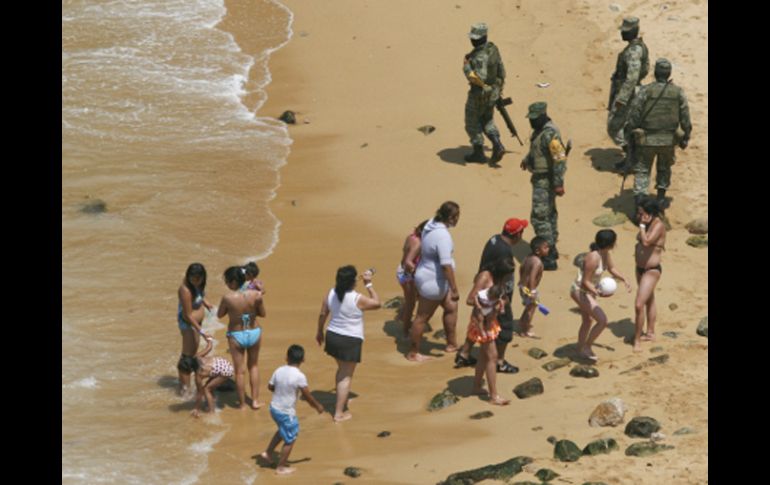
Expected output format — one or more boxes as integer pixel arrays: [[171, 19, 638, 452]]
[[633, 196, 666, 352]]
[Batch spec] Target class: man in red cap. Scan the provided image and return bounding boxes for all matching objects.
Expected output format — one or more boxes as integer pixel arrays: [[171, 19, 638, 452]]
[[455, 218, 527, 373]]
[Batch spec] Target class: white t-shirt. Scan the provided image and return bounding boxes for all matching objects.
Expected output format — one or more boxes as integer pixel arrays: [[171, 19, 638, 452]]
[[326, 288, 365, 340], [269, 365, 308, 416]]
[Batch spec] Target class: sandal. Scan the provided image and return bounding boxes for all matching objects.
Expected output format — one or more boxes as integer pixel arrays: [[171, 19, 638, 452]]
[[454, 353, 477, 368], [496, 360, 519, 374]]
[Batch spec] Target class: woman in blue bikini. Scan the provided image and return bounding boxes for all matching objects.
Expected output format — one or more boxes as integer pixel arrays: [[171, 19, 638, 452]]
[[217, 266, 266, 409], [176, 263, 213, 396]]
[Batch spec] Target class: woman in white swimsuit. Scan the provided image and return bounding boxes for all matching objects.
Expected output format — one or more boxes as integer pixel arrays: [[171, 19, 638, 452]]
[[569, 229, 631, 361]]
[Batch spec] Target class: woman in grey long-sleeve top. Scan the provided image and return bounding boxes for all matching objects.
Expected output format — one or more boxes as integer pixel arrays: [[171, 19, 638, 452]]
[[407, 201, 461, 362]]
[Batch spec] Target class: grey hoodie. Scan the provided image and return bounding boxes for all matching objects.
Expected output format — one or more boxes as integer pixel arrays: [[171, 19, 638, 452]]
[[415, 218, 455, 286]]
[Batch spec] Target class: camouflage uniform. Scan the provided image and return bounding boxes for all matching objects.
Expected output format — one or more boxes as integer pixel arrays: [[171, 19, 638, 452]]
[[626, 58, 692, 201], [521, 102, 567, 266], [607, 17, 649, 147], [463, 24, 506, 150]]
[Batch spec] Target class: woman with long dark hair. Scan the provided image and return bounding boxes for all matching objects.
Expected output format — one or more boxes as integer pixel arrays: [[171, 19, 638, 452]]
[[633, 196, 666, 351], [316, 265, 380, 422], [176, 263, 212, 396], [569, 230, 631, 361]]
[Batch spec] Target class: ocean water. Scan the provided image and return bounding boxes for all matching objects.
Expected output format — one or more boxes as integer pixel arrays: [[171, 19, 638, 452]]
[[62, 0, 292, 482]]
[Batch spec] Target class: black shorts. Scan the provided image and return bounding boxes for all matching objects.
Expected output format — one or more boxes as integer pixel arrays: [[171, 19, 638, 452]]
[[324, 331, 363, 363], [496, 302, 514, 344]]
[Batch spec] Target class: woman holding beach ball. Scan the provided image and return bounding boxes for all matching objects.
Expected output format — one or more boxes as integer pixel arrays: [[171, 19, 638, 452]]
[[633, 196, 666, 352], [569, 229, 631, 361]]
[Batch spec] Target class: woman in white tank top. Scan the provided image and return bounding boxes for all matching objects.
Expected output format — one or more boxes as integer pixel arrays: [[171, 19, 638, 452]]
[[569, 230, 631, 362], [316, 265, 381, 422]]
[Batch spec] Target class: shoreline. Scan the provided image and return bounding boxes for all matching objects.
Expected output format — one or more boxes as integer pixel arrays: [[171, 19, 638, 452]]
[[202, 1, 707, 483]]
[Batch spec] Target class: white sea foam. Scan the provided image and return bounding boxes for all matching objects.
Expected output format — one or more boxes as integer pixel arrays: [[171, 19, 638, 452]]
[[188, 430, 226, 454]]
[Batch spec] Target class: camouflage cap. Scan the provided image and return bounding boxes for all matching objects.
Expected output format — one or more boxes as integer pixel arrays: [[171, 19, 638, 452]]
[[468, 22, 488, 40], [525, 101, 547, 119], [619, 17, 640, 31]]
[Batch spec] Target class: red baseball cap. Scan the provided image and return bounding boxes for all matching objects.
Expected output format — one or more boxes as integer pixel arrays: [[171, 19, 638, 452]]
[[502, 218, 528, 236]]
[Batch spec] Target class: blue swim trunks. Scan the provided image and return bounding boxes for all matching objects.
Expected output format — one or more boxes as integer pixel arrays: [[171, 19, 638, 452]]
[[270, 406, 299, 444], [227, 327, 262, 349]]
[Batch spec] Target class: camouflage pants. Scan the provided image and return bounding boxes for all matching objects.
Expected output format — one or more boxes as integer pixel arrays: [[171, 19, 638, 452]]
[[530, 175, 558, 247], [633, 145, 675, 196], [465, 91, 500, 146], [606, 101, 631, 147]]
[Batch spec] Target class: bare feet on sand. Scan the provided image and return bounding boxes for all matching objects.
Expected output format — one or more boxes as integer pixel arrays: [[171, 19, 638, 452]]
[[489, 395, 511, 406], [333, 411, 353, 423], [406, 352, 433, 362], [275, 466, 296, 475], [640, 333, 656, 342], [250, 400, 264, 410], [633, 341, 643, 352], [444, 344, 458, 353]]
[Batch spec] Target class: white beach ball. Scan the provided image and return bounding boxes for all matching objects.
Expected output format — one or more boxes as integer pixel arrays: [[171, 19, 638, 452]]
[[598, 277, 617, 296]]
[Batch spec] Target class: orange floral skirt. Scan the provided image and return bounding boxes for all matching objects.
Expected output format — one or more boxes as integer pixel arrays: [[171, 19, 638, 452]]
[[466, 318, 501, 344]]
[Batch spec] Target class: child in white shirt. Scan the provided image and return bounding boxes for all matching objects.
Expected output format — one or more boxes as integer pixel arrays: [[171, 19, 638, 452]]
[[259, 345, 324, 475]]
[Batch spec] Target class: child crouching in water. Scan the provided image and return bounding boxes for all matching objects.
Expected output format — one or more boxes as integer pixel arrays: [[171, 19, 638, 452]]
[[469, 283, 511, 406], [190, 336, 235, 417], [260, 344, 324, 475]]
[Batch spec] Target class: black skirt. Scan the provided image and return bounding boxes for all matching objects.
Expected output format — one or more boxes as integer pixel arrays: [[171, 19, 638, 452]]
[[324, 330, 363, 363]]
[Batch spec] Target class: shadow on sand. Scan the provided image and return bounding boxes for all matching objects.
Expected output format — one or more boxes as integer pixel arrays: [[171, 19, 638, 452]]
[[254, 451, 311, 469], [585, 147, 624, 173], [382, 319, 444, 357], [608, 318, 635, 344], [601, 188, 638, 220], [309, 389, 359, 416]]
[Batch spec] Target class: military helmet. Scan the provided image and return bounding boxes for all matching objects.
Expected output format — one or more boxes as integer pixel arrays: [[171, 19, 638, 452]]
[[468, 22, 488, 40], [619, 17, 640, 31], [526, 102, 548, 119]]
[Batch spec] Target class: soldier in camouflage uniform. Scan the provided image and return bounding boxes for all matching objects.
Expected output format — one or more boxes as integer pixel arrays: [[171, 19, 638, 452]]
[[520, 102, 567, 271], [625, 58, 692, 209], [463, 22, 506, 165], [607, 17, 649, 167]]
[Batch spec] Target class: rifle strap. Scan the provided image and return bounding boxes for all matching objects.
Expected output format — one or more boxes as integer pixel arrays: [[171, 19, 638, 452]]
[[638, 80, 671, 127]]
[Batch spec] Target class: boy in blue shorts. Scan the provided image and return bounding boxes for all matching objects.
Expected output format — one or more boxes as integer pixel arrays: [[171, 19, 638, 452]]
[[259, 345, 324, 475]]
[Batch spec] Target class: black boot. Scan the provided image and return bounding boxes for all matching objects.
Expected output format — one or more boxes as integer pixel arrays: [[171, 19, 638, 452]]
[[542, 256, 558, 271], [464, 144, 487, 163], [632, 194, 644, 222], [656, 189, 670, 209], [489, 134, 506, 164], [549, 243, 559, 260]]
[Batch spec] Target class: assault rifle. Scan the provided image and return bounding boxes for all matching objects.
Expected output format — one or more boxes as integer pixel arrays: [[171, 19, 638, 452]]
[[495, 97, 524, 146]]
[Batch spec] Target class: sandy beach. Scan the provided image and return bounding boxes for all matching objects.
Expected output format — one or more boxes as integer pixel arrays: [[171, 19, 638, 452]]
[[200, 0, 708, 483]]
